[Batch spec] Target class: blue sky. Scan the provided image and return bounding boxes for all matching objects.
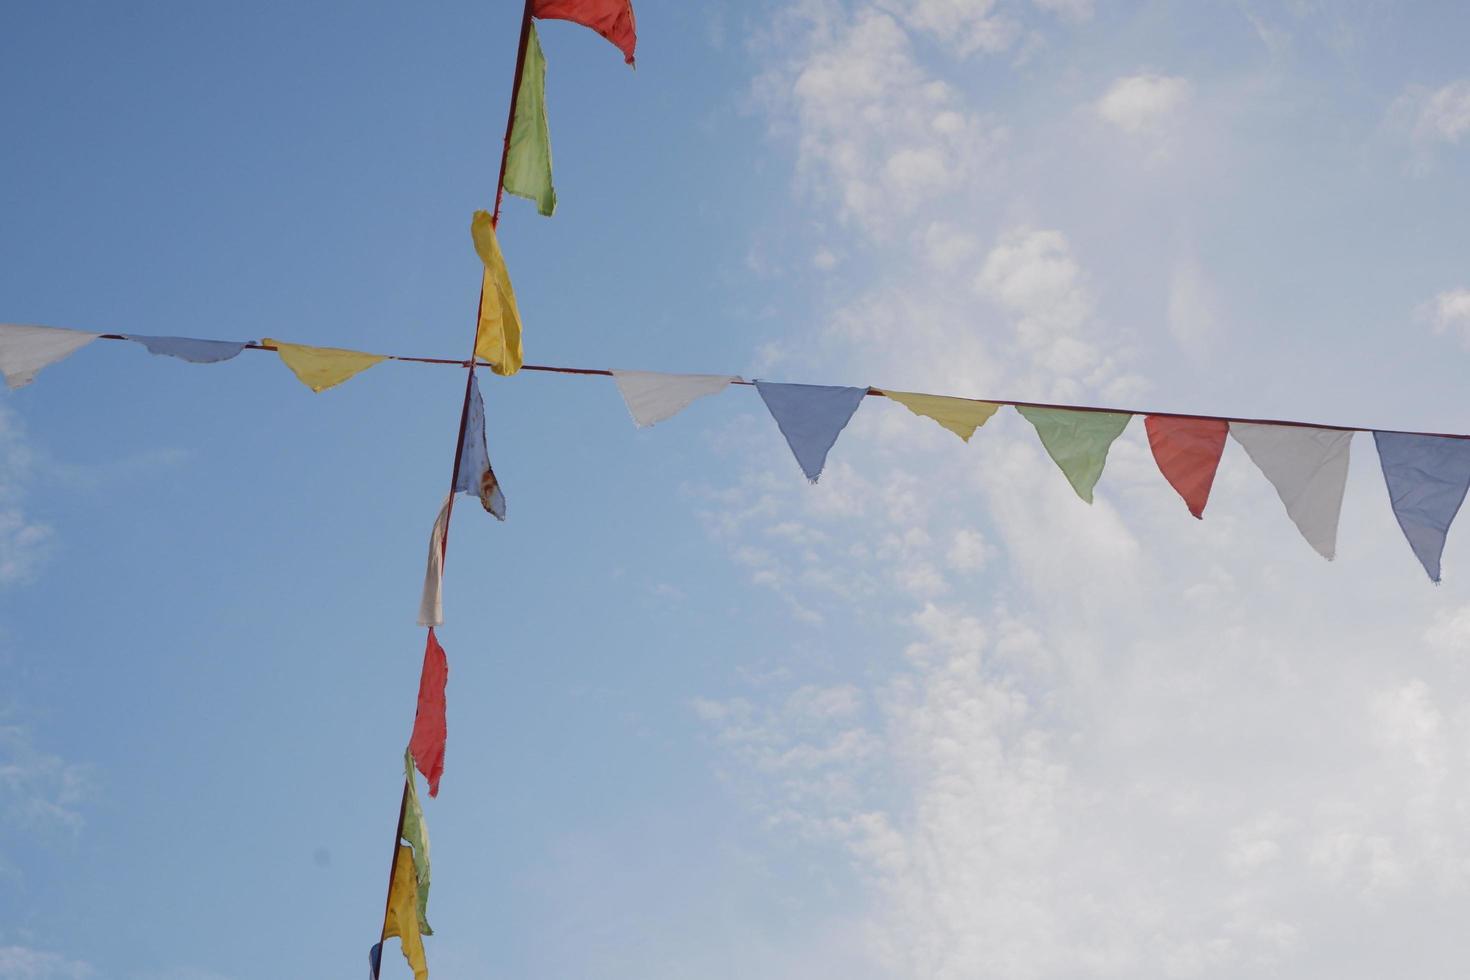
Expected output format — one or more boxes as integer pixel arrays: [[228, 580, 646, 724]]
[[5, 1, 1470, 977]]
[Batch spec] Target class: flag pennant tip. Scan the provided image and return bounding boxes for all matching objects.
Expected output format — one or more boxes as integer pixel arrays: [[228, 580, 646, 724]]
[[409, 629, 448, 798], [1145, 415, 1228, 519], [611, 370, 736, 428], [755, 381, 868, 483], [0, 324, 102, 389], [533, 0, 637, 65], [1374, 431, 1470, 582], [470, 213, 525, 376], [1231, 422, 1352, 560], [1017, 406, 1131, 503], [264, 338, 385, 393], [880, 390, 1001, 442]]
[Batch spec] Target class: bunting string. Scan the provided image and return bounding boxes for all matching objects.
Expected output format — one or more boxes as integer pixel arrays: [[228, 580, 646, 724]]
[[18, 330, 1470, 443]]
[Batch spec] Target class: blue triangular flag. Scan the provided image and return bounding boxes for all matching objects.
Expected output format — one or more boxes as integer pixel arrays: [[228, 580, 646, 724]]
[[754, 381, 868, 483], [1374, 431, 1470, 582], [368, 941, 384, 979], [452, 372, 506, 519], [125, 334, 250, 363]]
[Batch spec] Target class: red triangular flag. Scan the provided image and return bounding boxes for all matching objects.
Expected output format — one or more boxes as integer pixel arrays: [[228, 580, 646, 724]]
[[409, 628, 448, 797], [533, 0, 637, 65], [1145, 416, 1228, 519]]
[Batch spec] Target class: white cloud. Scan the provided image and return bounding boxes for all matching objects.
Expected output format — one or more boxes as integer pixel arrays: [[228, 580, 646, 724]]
[[1424, 287, 1470, 347], [1030, 0, 1093, 23], [0, 408, 51, 586], [1410, 79, 1470, 145], [0, 947, 92, 980], [1392, 80, 1470, 172], [875, 0, 1019, 57], [765, 9, 1000, 234], [0, 724, 94, 834], [1097, 74, 1194, 134]]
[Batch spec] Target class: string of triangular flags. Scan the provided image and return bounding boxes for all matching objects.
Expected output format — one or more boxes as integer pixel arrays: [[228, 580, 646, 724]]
[[7, 317, 1470, 583]]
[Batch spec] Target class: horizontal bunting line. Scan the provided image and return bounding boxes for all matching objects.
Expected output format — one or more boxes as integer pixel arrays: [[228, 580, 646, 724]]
[[90, 333, 1470, 441]]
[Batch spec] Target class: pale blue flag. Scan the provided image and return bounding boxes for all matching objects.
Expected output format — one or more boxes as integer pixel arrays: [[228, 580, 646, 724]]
[[1374, 431, 1470, 582], [755, 381, 868, 483], [125, 335, 249, 363], [453, 373, 506, 520]]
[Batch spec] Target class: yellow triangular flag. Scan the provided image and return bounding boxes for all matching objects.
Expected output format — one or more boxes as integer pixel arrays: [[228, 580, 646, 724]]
[[881, 390, 1002, 442], [264, 338, 386, 393], [384, 843, 429, 980], [470, 211, 524, 376]]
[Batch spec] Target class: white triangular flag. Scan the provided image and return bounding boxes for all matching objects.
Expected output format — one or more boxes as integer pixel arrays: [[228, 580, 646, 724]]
[[610, 370, 737, 428], [417, 494, 453, 627], [0, 324, 102, 389], [1230, 422, 1353, 560]]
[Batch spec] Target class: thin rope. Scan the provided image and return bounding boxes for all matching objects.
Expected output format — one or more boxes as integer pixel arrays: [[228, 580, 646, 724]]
[[91, 333, 1470, 441]]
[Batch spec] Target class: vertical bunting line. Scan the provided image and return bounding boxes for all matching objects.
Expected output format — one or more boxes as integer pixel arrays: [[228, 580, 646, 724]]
[[376, 0, 538, 955]]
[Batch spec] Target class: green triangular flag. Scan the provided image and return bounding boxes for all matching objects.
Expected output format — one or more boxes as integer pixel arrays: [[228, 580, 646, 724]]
[[1016, 406, 1132, 503], [503, 22, 556, 217], [402, 749, 434, 936]]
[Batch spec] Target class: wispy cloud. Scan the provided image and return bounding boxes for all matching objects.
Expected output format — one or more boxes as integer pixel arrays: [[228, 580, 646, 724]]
[[697, 3, 1470, 975], [0, 946, 93, 980]]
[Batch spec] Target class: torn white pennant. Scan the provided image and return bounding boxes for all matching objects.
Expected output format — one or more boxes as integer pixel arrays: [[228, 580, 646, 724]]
[[1231, 422, 1353, 560], [0, 324, 102, 389], [417, 494, 453, 627], [610, 370, 737, 428]]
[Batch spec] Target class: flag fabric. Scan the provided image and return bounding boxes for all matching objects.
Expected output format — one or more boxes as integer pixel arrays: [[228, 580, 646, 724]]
[[409, 629, 448, 797], [126, 335, 249, 364], [368, 941, 384, 979], [264, 338, 386, 393], [418, 495, 452, 628], [1145, 415, 1229, 518], [880, 390, 1001, 442], [383, 844, 429, 980], [470, 212, 525, 376], [1231, 422, 1352, 560], [504, 23, 556, 217], [1373, 431, 1470, 582], [452, 375, 507, 519], [0, 324, 101, 389], [402, 749, 433, 935], [610, 370, 736, 428], [533, 0, 637, 65], [754, 381, 868, 483], [1017, 406, 1132, 503]]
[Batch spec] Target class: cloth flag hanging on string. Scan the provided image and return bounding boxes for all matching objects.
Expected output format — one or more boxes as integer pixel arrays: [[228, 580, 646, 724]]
[[1145, 416, 1228, 519], [264, 338, 386, 393], [418, 495, 452, 628], [126, 335, 249, 364], [470, 212, 525, 376], [368, 941, 384, 980], [1231, 422, 1352, 560], [1373, 431, 1470, 582], [1017, 406, 1132, 503], [401, 749, 434, 935], [409, 628, 448, 797], [503, 23, 556, 217], [453, 375, 507, 519], [0, 324, 101, 389], [383, 844, 429, 980], [881, 390, 1001, 442], [533, 0, 637, 65], [611, 370, 736, 428], [755, 381, 867, 483]]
